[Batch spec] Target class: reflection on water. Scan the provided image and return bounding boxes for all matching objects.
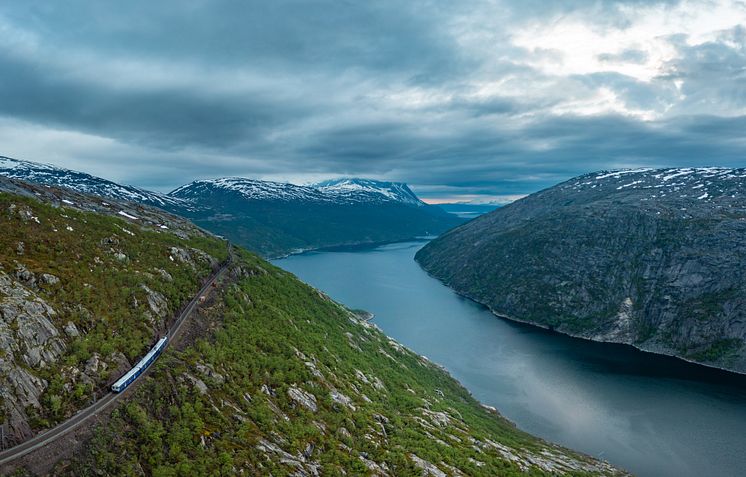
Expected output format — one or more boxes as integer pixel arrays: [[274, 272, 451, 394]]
[[274, 240, 746, 477]]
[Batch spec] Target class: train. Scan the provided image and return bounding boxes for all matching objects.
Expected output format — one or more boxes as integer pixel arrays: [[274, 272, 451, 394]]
[[111, 336, 168, 393]]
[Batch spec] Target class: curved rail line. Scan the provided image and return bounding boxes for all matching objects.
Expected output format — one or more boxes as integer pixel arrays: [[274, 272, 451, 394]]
[[0, 250, 232, 466]]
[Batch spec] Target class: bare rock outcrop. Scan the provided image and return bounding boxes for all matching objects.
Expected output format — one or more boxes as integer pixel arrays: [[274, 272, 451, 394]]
[[141, 285, 169, 321], [1, 271, 65, 368], [0, 270, 66, 443], [287, 386, 318, 412]]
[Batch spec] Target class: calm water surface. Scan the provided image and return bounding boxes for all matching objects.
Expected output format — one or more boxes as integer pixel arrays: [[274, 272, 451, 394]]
[[274, 240, 746, 477]]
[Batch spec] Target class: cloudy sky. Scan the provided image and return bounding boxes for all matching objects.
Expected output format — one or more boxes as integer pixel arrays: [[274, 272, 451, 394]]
[[1, 1, 745, 203]]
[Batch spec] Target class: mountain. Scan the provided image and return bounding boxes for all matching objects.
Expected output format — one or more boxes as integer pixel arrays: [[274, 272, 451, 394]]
[[0, 156, 190, 211], [0, 156, 464, 258], [314, 178, 425, 206], [416, 167, 746, 374], [0, 176, 623, 476], [170, 177, 464, 257], [170, 177, 428, 207]]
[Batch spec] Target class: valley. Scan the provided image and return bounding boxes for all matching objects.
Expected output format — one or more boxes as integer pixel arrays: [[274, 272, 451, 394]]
[[0, 177, 622, 476], [277, 240, 746, 477], [3, 2, 745, 475]]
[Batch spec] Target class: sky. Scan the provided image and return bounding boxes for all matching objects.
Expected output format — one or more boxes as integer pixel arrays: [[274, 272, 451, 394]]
[[1, 1, 745, 203]]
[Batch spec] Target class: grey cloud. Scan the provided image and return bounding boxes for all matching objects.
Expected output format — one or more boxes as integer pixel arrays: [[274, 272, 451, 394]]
[[574, 72, 677, 111], [662, 26, 746, 115], [0, 0, 745, 201], [501, 0, 682, 26], [0, 50, 309, 151], [8, 1, 473, 80]]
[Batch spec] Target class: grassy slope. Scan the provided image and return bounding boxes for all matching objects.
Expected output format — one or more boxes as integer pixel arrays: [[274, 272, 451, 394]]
[[58, 249, 622, 476], [0, 191, 228, 430]]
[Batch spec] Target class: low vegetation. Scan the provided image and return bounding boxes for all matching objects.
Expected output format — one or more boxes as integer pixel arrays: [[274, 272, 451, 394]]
[[0, 191, 227, 434], [59, 249, 622, 476]]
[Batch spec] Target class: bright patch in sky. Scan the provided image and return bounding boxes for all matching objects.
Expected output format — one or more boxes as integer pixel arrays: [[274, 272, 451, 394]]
[[509, 0, 746, 119]]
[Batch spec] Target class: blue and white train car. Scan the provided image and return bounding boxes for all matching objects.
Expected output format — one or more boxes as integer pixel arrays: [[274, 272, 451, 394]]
[[111, 337, 168, 393]]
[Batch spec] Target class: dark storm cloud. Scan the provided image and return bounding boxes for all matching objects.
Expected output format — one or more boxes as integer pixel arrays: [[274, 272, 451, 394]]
[[0, 0, 744, 200], [0, 49, 299, 150]]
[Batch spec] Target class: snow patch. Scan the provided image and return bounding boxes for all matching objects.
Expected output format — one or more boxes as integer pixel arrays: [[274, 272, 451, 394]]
[[118, 211, 138, 220]]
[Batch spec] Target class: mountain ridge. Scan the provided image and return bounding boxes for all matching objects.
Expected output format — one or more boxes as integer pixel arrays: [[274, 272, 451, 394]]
[[169, 176, 424, 206], [0, 155, 463, 257], [0, 156, 191, 211]]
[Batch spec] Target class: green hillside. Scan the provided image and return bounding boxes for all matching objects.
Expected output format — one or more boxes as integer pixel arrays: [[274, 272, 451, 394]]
[[0, 182, 624, 476]]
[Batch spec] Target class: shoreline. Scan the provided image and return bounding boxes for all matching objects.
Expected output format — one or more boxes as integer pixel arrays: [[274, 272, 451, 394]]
[[281, 237, 746, 379], [413, 259, 746, 379], [269, 236, 433, 260], [477, 295, 746, 378]]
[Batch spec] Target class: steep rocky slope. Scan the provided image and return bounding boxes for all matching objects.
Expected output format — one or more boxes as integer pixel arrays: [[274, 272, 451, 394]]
[[416, 167, 746, 374], [51, 250, 623, 477], [0, 178, 624, 476]]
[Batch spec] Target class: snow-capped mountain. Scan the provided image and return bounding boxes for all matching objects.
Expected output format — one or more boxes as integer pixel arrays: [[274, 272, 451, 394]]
[[564, 167, 746, 203], [170, 178, 329, 203], [314, 178, 424, 206], [170, 177, 462, 257], [1, 155, 463, 257], [0, 156, 190, 210], [171, 177, 425, 206]]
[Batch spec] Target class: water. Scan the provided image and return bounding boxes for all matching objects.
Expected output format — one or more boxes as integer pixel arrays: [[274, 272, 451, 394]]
[[273, 240, 746, 477]]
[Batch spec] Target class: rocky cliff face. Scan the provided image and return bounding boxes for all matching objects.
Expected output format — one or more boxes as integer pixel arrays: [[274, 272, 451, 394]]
[[416, 168, 746, 373], [0, 268, 66, 441]]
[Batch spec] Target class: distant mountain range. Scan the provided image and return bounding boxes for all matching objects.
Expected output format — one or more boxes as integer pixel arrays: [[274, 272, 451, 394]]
[[0, 156, 463, 257], [170, 177, 463, 257], [169, 176, 425, 207], [416, 167, 746, 374]]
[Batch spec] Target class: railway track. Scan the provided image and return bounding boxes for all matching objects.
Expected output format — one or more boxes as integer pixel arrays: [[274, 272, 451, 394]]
[[0, 252, 232, 466]]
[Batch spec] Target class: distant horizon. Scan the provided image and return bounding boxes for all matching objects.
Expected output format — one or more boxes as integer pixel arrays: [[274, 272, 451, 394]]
[[2, 2, 746, 202], [4, 152, 744, 205]]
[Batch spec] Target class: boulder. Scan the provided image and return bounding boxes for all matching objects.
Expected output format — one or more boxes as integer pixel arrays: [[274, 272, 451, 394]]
[[330, 389, 356, 411], [14, 264, 35, 287], [39, 273, 60, 286], [64, 321, 80, 337], [141, 285, 169, 319], [409, 454, 447, 477]]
